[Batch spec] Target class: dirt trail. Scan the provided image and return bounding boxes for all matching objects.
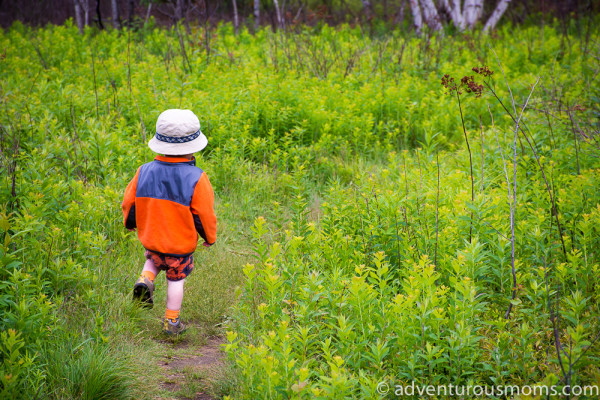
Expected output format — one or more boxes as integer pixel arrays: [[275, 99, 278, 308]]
[[159, 333, 227, 400]]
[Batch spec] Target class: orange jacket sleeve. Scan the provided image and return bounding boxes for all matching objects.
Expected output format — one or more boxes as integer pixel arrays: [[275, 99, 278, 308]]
[[190, 172, 217, 245], [122, 167, 140, 229]]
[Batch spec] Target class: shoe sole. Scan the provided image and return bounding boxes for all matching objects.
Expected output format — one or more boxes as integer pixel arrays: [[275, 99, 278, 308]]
[[133, 283, 154, 308]]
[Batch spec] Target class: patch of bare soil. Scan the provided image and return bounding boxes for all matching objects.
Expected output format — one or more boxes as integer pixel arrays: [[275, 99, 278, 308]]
[[160, 334, 227, 400], [167, 338, 225, 370]]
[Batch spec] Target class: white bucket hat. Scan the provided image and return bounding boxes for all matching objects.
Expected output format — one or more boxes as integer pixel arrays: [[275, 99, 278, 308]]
[[148, 109, 208, 155]]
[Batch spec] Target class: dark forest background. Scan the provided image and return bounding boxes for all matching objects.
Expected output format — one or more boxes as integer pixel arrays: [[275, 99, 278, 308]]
[[0, 0, 597, 31]]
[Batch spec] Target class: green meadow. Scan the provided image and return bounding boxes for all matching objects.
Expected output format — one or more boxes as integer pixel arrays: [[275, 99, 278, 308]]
[[0, 18, 599, 399]]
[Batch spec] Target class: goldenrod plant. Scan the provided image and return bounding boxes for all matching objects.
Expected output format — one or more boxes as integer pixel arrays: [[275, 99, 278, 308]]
[[0, 18, 598, 399]]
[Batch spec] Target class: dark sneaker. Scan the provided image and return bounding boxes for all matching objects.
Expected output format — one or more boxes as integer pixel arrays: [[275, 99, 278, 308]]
[[163, 318, 187, 335], [132, 276, 155, 308]]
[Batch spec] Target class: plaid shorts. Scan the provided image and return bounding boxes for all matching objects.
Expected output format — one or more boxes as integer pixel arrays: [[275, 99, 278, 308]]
[[145, 250, 194, 281]]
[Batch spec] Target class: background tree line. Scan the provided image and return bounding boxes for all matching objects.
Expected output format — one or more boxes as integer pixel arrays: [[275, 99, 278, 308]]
[[0, 0, 597, 34]]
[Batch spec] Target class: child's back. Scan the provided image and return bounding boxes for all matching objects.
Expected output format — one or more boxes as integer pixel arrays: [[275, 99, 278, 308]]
[[124, 155, 216, 256], [122, 109, 216, 335]]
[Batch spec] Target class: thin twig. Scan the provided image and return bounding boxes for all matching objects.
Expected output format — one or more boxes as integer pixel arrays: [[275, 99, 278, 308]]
[[487, 49, 567, 257], [434, 151, 440, 270], [456, 93, 474, 243], [479, 115, 484, 193], [506, 78, 539, 319]]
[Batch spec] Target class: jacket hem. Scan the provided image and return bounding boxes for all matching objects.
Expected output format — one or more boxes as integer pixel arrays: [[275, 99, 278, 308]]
[[144, 248, 195, 258]]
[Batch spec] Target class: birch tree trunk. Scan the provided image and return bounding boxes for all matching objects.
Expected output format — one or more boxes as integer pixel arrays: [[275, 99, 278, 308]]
[[440, 0, 465, 30], [74, 0, 84, 33], [111, 0, 120, 29], [483, 0, 511, 32], [145, 3, 152, 26], [82, 0, 90, 27], [254, 0, 260, 30], [452, 0, 466, 30], [412, 0, 511, 33], [419, 0, 442, 31], [408, 0, 423, 34], [463, 0, 483, 29], [273, 0, 283, 30], [232, 0, 239, 34]]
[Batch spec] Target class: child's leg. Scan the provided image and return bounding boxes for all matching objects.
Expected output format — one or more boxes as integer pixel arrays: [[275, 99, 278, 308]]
[[165, 278, 185, 322], [141, 257, 159, 281], [133, 252, 160, 307]]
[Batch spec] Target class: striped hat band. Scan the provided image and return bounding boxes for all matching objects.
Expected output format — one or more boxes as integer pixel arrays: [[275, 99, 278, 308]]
[[155, 129, 201, 144]]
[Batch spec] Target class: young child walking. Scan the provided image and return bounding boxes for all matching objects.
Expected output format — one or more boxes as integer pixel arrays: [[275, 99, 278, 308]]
[[121, 109, 217, 335]]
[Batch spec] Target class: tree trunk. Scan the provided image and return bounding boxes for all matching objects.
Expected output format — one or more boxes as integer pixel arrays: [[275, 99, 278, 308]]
[[96, 0, 105, 29], [452, 0, 465, 30], [74, 0, 84, 33], [200, 0, 210, 65], [464, 0, 483, 29], [232, 0, 239, 34], [273, 0, 283, 29], [82, 0, 89, 26], [175, 0, 185, 22], [408, 0, 423, 34], [127, 0, 134, 27], [483, 0, 511, 32], [254, 0, 260, 30], [440, 0, 465, 30], [145, 2, 152, 26], [394, 0, 406, 25], [360, 0, 374, 20], [111, 0, 120, 29], [419, 0, 442, 31]]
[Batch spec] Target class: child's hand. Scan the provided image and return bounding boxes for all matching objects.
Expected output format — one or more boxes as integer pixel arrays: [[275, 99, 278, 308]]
[[128, 228, 136, 232], [202, 242, 212, 247]]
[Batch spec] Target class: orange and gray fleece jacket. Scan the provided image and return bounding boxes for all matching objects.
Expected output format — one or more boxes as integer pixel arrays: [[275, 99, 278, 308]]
[[121, 155, 217, 256]]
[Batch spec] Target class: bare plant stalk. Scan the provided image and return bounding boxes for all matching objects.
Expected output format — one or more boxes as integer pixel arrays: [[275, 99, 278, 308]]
[[201, 0, 211, 66], [566, 108, 581, 175], [394, 210, 402, 268], [434, 151, 440, 270], [543, 261, 567, 380], [456, 93, 474, 243], [176, 24, 192, 73], [488, 47, 567, 258], [9, 124, 21, 210], [91, 45, 99, 119], [135, 100, 146, 143], [415, 150, 430, 252], [479, 115, 484, 193], [490, 106, 514, 318], [491, 77, 539, 319], [127, 28, 131, 94]]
